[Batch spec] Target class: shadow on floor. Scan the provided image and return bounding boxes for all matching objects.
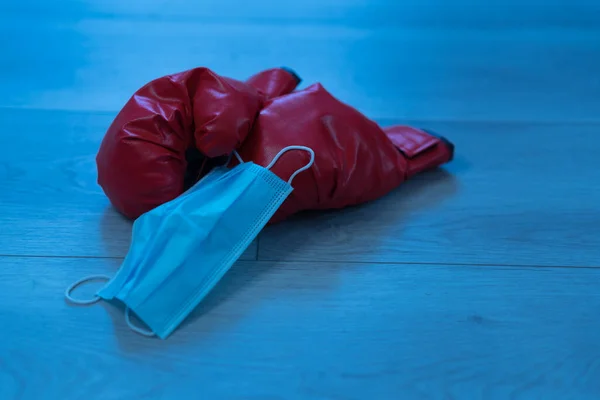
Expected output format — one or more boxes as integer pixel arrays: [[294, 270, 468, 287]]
[[104, 165, 459, 349], [256, 166, 461, 262]]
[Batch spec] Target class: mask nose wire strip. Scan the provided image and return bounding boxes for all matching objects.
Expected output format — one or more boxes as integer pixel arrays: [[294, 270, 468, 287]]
[[125, 308, 156, 337], [265, 145, 315, 185], [64, 275, 111, 305]]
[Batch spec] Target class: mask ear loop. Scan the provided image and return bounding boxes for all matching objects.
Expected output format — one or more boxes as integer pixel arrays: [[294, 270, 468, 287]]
[[233, 151, 244, 164], [125, 308, 156, 337], [64, 275, 111, 305], [195, 157, 209, 182], [265, 145, 315, 185], [224, 151, 244, 167], [65, 275, 156, 337]]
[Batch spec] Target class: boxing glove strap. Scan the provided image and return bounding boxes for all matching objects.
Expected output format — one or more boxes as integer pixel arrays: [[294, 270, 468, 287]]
[[383, 125, 455, 179]]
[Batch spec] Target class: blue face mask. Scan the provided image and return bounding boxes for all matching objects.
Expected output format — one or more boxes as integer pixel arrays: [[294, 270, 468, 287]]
[[65, 145, 315, 339]]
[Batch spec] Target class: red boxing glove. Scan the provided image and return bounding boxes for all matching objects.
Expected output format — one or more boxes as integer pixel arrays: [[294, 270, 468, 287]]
[[97, 66, 453, 223], [246, 67, 302, 101], [96, 67, 300, 219], [382, 125, 454, 179], [234, 83, 454, 224]]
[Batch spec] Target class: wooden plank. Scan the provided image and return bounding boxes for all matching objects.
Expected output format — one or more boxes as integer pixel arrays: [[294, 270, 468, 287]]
[[2, 256, 600, 399], [4, 0, 600, 27], [1, 3, 599, 121], [259, 120, 600, 267], [0, 108, 257, 259]]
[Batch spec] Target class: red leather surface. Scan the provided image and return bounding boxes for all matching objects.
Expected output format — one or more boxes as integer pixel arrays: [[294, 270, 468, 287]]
[[96, 67, 454, 222], [96, 67, 297, 219], [382, 125, 454, 179], [234, 83, 454, 223], [246, 67, 301, 100]]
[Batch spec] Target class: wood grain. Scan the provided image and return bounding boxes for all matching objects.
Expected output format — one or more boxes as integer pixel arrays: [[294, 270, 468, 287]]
[[1, 1, 599, 122], [2, 1, 600, 398], [259, 120, 600, 267], [0, 108, 257, 260], [1, 256, 600, 399]]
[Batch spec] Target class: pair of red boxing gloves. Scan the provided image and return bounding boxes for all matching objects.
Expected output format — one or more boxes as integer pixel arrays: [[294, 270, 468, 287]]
[[96, 67, 454, 223]]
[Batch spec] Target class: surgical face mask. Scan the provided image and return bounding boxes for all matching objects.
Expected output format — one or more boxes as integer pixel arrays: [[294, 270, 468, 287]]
[[65, 145, 315, 339]]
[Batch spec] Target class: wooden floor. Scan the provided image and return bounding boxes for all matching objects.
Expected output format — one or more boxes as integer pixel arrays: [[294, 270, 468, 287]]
[[1, 1, 600, 399]]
